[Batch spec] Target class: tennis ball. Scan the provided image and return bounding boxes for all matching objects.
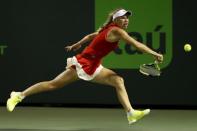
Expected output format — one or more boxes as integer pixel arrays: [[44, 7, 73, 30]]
[[184, 44, 192, 52]]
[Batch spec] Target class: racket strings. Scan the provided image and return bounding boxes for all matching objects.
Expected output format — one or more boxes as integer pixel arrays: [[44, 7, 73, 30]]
[[139, 61, 161, 76]]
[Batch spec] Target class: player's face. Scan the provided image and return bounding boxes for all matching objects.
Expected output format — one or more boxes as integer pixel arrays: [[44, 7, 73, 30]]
[[115, 15, 129, 29]]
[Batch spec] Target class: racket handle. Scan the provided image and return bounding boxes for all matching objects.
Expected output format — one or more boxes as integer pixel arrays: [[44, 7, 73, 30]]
[[154, 60, 159, 64], [154, 60, 160, 70]]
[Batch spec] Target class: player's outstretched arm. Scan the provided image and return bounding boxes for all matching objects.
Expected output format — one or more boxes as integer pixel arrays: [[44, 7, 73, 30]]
[[65, 32, 98, 52], [115, 28, 163, 62]]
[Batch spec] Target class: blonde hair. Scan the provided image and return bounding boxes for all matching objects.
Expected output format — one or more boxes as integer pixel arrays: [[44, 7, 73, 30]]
[[96, 8, 123, 33]]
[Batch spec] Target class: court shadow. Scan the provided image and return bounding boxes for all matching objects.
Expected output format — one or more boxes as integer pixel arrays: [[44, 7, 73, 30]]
[[0, 128, 151, 131], [0, 129, 93, 131]]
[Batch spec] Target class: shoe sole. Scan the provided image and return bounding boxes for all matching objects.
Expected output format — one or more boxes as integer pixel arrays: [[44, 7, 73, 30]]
[[7, 99, 14, 112], [129, 119, 137, 124]]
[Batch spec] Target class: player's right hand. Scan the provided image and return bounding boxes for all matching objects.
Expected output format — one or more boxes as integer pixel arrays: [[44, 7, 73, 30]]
[[155, 53, 163, 63], [65, 44, 81, 52]]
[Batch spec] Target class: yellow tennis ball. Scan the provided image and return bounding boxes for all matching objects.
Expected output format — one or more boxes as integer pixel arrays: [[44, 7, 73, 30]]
[[184, 44, 192, 52]]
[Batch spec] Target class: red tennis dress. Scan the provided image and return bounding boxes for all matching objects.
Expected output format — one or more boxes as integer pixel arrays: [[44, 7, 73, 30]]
[[67, 23, 119, 80]]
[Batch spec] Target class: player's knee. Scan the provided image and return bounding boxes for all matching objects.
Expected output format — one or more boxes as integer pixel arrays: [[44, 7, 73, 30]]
[[113, 76, 124, 88]]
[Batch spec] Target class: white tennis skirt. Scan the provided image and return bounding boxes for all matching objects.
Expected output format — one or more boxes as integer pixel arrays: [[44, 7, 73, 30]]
[[66, 56, 103, 81]]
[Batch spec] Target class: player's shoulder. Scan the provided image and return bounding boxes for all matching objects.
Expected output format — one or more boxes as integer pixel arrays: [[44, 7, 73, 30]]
[[110, 26, 122, 31], [110, 27, 127, 36]]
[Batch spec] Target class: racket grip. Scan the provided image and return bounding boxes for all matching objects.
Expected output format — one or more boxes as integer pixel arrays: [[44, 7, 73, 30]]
[[154, 60, 160, 70], [154, 60, 159, 64]]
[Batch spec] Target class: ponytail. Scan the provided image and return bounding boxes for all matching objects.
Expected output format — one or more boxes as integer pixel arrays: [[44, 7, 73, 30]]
[[96, 8, 123, 33]]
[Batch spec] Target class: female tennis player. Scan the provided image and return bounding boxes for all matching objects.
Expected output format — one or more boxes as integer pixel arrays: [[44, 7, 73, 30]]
[[7, 8, 163, 124]]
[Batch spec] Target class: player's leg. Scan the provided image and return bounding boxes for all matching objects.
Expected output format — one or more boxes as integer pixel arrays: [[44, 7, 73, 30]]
[[22, 68, 79, 97], [7, 67, 79, 112], [91, 67, 133, 112], [91, 67, 150, 124]]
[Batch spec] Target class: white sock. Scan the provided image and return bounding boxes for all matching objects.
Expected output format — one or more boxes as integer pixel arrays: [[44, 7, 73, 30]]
[[127, 109, 135, 116], [20, 93, 25, 100], [16, 92, 25, 100]]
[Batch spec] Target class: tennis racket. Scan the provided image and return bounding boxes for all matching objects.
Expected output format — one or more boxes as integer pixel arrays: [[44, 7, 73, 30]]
[[139, 60, 161, 76]]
